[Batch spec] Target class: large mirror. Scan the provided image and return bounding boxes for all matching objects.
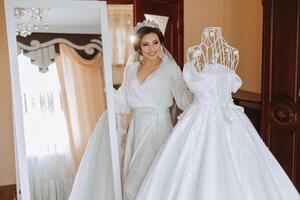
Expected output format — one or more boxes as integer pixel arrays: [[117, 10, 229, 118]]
[[4, 1, 121, 199]]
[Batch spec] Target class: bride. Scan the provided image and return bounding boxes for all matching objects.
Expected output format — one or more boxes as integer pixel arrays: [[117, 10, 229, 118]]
[[68, 19, 193, 200]]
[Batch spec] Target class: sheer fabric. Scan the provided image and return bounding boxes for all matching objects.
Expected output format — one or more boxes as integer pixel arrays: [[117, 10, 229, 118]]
[[108, 5, 133, 85], [18, 55, 76, 200]]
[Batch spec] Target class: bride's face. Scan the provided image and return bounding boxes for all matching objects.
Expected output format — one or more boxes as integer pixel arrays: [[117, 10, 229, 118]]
[[140, 33, 161, 61]]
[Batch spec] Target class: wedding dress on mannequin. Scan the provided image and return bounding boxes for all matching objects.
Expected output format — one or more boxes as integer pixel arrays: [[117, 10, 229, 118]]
[[136, 27, 300, 200]]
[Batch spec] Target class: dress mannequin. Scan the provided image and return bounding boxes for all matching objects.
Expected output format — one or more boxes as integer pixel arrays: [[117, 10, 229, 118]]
[[187, 27, 239, 71]]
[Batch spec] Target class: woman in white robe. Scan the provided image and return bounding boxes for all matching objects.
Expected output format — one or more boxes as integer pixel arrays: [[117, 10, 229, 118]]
[[68, 20, 192, 200], [117, 21, 192, 200]]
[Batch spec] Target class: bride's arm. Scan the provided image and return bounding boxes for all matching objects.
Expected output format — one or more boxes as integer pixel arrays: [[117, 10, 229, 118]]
[[166, 61, 193, 111]]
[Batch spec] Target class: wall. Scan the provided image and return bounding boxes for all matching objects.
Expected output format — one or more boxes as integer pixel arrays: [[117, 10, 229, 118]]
[[184, 0, 223, 53], [0, 0, 16, 186], [184, 0, 263, 93]]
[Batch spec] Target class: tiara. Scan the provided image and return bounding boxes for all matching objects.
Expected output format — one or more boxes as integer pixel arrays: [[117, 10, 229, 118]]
[[134, 19, 160, 33]]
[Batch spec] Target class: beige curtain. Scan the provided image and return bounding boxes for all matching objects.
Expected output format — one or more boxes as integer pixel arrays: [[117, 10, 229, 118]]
[[55, 43, 106, 166], [108, 5, 133, 85]]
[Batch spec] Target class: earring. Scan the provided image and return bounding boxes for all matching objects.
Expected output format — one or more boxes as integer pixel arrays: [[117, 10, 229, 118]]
[[138, 54, 143, 61], [159, 46, 164, 58]]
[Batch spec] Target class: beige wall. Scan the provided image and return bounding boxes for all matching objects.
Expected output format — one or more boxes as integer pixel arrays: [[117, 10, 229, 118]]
[[0, 0, 16, 186], [184, 0, 263, 93], [184, 0, 223, 51]]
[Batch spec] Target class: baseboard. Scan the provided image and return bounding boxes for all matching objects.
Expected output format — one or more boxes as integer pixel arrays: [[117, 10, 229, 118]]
[[0, 185, 17, 200]]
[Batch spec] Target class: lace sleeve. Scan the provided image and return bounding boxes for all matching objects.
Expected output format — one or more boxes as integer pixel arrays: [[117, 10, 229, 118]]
[[231, 72, 242, 93]]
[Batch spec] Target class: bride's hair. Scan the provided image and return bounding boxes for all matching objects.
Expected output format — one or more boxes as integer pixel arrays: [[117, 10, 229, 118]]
[[133, 26, 165, 54]]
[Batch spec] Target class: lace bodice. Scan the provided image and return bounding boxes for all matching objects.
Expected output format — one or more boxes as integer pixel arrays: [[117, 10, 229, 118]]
[[183, 62, 242, 106]]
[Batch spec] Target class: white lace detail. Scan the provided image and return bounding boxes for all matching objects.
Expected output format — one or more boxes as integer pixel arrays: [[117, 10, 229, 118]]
[[184, 63, 242, 107]]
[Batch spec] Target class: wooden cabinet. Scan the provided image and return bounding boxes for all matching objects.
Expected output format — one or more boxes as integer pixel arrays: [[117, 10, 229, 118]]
[[233, 90, 262, 133]]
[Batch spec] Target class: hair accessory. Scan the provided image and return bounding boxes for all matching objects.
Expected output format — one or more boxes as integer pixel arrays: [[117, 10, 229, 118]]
[[134, 19, 160, 33]]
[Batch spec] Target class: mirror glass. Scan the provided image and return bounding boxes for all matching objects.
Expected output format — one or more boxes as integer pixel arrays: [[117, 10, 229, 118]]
[[4, 1, 121, 199]]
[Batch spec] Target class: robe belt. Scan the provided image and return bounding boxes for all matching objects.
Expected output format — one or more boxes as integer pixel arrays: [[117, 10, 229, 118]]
[[132, 107, 169, 123]]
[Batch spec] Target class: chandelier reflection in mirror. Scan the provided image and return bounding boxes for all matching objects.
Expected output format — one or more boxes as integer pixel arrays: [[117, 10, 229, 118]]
[[14, 7, 49, 37]]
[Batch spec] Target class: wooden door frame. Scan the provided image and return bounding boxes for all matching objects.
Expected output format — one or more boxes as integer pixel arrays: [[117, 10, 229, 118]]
[[261, 0, 272, 145], [107, 0, 133, 4]]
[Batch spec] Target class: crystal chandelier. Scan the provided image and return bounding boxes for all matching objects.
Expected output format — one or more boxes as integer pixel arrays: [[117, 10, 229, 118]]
[[14, 7, 49, 37]]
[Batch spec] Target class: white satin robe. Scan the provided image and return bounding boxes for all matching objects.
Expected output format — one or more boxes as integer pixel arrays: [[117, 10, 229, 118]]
[[115, 60, 192, 200]]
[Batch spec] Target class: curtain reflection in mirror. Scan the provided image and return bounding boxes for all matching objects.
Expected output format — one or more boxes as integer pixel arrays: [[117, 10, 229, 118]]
[[56, 43, 106, 166], [18, 43, 106, 199], [18, 54, 76, 199]]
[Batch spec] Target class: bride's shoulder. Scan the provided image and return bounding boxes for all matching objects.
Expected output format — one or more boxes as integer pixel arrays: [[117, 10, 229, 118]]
[[162, 59, 183, 78], [162, 59, 179, 69], [126, 61, 139, 68]]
